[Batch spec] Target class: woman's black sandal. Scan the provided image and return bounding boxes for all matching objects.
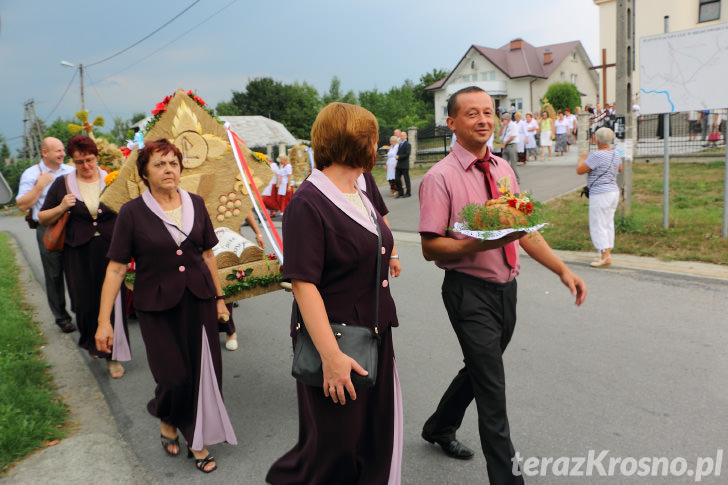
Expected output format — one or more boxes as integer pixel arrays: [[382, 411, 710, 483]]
[[188, 448, 217, 473], [160, 434, 180, 456]]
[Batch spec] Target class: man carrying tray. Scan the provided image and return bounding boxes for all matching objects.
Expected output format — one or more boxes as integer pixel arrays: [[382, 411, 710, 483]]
[[418, 86, 587, 484]]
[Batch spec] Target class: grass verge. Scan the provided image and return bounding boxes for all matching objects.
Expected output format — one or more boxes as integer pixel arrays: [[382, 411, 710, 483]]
[[539, 161, 728, 265], [0, 232, 69, 474]]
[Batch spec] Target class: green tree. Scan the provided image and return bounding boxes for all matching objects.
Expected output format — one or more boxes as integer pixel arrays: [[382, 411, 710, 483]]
[[414, 68, 449, 109], [543, 82, 581, 112], [0, 134, 10, 162], [322, 76, 357, 105], [43, 118, 73, 147], [216, 77, 321, 139]]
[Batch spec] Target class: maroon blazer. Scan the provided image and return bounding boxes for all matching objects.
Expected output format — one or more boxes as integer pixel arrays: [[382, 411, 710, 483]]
[[107, 193, 218, 312], [282, 179, 398, 336], [41, 175, 117, 247]]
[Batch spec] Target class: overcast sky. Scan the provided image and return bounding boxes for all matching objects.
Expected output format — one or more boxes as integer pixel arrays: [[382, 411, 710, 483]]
[[0, 0, 599, 153]]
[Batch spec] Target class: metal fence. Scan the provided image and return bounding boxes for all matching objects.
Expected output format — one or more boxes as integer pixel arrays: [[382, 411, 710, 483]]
[[589, 110, 726, 157], [416, 125, 453, 162]]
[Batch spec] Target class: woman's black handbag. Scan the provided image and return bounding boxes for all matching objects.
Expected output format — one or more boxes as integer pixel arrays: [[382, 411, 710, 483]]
[[291, 210, 382, 389]]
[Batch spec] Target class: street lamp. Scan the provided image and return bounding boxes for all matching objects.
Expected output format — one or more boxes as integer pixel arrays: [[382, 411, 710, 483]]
[[60, 60, 85, 112]]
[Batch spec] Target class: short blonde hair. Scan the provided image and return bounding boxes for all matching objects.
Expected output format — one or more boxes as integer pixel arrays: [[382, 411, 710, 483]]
[[311, 102, 379, 171]]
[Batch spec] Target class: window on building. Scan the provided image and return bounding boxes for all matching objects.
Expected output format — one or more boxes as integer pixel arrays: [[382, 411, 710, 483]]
[[560, 71, 565, 81], [699, 0, 721, 22], [571, 73, 578, 84], [443, 106, 448, 117], [480, 71, 496, 81], [571, 51, 577, 61], [471, 60, 476, 69], [510, 98, 523, 111]]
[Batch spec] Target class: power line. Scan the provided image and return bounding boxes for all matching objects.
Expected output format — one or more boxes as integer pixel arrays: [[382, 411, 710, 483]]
[[85, 71, 113, 120], [92, 0, 238, 86], [85, 0, 200, 68], [44, 70, 78, 122]]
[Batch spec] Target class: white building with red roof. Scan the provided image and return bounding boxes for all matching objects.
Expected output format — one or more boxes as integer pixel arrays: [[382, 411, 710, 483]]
[[426, 39, 599, 126]]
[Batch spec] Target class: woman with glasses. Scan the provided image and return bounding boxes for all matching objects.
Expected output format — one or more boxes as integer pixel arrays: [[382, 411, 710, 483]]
[[39, 134, 129, 378]]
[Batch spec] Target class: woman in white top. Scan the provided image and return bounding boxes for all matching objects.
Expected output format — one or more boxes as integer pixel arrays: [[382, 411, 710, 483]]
[[554, 111, 569, 156], [386, 135, 399, 196], [524, 112, 538, 161], [276, 154, 293, 214]]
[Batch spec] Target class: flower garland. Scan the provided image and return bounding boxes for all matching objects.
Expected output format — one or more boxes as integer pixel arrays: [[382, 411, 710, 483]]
[[222, 262, 282, 298], [143, 90, 218, 134]]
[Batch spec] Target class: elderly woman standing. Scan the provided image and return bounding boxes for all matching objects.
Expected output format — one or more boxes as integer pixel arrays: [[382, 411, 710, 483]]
[[39, 135, 129, 378], [554, 110, 569, 156], [96, 139, 236, 473], [386, 135, 400, 196], [576, 127, 623, 268], [266, 103, 402, 484]]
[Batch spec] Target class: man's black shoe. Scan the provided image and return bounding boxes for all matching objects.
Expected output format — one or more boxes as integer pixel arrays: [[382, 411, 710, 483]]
[[59, 322, 76, 333], [403, 194, 412, 198], [421, 431, 474, 460]]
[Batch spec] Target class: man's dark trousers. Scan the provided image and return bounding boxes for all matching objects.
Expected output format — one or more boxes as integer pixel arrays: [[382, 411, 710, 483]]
[[395, 168, 410, 197], [423, 270, 524, 484], [35, 224, 72, 328]]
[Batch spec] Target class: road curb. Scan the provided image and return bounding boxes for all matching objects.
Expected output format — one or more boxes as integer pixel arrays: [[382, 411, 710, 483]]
[[2, 234, 152, 484]]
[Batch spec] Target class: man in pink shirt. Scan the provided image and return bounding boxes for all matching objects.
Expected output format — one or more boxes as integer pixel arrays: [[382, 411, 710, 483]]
[[418, 86, 587, 484]]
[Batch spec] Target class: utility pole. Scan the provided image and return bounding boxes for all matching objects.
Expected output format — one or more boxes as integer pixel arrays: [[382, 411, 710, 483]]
[[616, 0, 635, 215], [22, 100, 43, 161], [61, 61, 86, 112], [79, 63, 85, 112]]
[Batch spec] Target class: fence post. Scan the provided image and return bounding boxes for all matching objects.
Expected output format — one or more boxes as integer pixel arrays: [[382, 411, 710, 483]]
[[408, 126, 418, 164]]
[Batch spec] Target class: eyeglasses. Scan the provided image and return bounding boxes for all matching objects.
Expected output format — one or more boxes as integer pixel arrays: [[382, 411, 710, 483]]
[[73, 156, 96, 165]]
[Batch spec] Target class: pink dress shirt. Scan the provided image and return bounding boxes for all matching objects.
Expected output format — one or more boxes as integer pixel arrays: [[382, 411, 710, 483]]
[[418, 141, 521, 283]]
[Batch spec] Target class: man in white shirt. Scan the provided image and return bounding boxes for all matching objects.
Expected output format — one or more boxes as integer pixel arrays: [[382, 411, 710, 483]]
[[500, 113, 520, 183], [16, 137, 76, 333]]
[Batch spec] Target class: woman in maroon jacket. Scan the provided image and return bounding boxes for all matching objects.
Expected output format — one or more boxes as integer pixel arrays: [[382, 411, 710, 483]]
[[95, 139, 236, 474], [267, 103, 403, 484], [39, 135, 129, 378]]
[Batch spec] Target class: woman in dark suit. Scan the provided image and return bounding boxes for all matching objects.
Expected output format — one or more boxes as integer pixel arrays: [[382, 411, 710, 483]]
[[39, 135, 129, 378], [95, 139, 235, 473], [266, 103, 403, 484]]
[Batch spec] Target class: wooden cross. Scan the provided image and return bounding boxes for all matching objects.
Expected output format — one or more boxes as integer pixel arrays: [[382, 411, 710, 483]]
[[589, 48, 616, 105]]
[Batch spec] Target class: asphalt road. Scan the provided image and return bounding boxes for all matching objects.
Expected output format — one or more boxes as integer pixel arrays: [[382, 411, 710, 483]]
[[3, 155, 728, 484]]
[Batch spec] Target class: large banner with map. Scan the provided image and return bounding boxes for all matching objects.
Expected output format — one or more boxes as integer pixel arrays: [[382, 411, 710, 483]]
[[639, 23, 728, 115]]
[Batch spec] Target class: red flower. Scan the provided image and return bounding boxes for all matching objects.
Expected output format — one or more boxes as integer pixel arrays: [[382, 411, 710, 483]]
[[120, 147, 131, 157], [235, 269, 246, 281], [151, 102, 167, 115], [193, 95, 206, 106], [163, 95, 172, 104], [187, 90, 193, 96], [508, 199, 517, 208], [267, 253, 278, 261]]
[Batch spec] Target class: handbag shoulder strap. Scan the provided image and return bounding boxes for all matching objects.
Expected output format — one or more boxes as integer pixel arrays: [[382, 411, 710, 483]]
[[371, 209, 382, 335]]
